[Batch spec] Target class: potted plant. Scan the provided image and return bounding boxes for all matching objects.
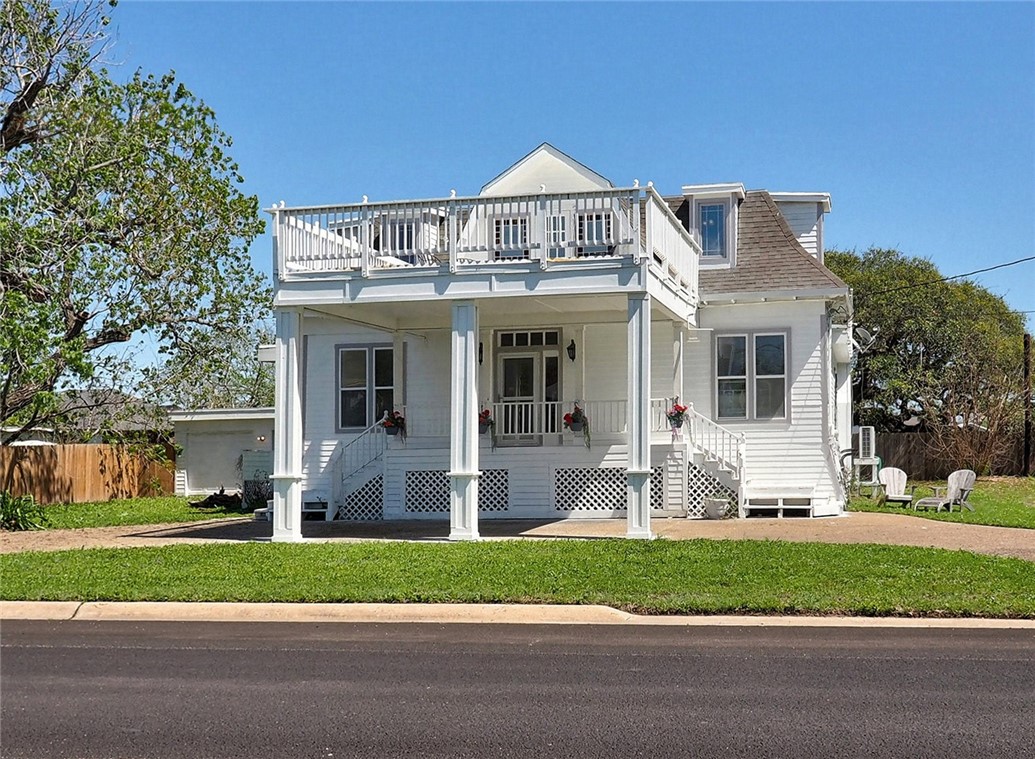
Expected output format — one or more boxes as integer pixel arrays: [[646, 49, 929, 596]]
[[563, 403, 591, 449], [381, 410, 405, 436], [667, 402, 689, 429], [478, 408, 495, 435]]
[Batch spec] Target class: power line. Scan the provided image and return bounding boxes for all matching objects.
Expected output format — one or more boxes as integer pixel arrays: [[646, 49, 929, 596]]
[[864, 255, 1035, 298]]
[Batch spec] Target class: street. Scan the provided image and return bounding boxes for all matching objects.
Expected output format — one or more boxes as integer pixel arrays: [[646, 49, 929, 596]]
[[2, 620, 1033, 758]]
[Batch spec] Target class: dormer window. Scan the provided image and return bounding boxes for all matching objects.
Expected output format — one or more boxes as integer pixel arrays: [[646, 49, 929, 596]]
[[681, 183, 746, 268], [699, 203, 727, 258]]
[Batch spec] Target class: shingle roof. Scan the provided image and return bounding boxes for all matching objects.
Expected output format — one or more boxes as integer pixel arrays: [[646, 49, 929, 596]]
[[665, 191, 847, 297]]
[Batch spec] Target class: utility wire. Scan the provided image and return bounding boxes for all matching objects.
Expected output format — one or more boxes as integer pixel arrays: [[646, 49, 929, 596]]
[[862, 255, 1035, 298]]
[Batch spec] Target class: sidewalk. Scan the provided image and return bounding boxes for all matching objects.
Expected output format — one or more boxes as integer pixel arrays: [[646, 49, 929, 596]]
[[2, 511, 1033, 562], [3, 600, 1033, 628]]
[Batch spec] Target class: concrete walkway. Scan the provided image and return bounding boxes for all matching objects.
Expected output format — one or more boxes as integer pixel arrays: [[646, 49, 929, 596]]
[[2, 511, 1033, 561], [3, 600, 1033, 628]]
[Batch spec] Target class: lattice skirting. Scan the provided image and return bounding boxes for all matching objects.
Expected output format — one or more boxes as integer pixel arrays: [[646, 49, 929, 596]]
[[686, 463, 738, 518], [338, 474, 384, 521], [554, 467, 664, 512], [404, 469, 510, 513]]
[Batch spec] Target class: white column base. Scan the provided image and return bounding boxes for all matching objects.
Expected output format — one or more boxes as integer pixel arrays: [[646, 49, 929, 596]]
[[627, 470, 653, 539], [448, 471, 480, 540], [271, 475, 304, 542]]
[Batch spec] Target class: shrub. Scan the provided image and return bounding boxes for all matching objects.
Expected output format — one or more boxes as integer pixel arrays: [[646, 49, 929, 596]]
[[0, 492, 49, 531]]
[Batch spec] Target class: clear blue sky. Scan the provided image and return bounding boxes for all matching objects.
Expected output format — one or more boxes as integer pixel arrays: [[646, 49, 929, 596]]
[[113, 1, 1034, 329]]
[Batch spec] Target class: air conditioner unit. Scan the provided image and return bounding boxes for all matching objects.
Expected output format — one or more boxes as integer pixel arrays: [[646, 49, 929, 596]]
[[858, 426, 876, 461]]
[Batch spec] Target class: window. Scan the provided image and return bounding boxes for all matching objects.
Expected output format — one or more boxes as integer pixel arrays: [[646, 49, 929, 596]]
[[337, 346, 394, 429], [546, 214, 567, 258], [715, 333, 787, 421], [494, 217, 529, 259], [699, 203, 727, 257], [576, 212, 613, 256]]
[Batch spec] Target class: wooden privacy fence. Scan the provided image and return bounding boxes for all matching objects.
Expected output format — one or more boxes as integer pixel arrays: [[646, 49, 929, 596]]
[[0, 444, 174, 505], [876, 432, 1032, 480]]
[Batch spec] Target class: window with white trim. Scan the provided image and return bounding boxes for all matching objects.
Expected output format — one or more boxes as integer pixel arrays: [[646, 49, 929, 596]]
[[546, 214, 567, 258], [337, 346, 394, 429], [493, 217, 529, 259], [699, 202, 727, 258], [715, 332, 787, 421], [576, 211, 613, 256]]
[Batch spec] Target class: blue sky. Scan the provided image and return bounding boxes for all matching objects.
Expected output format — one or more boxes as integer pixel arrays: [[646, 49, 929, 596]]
[[113, 1, 1034, 329]]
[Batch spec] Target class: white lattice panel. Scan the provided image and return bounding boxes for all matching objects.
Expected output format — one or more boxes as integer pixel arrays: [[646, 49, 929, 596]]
[[650, 466, 664, 510], [404, 470, 510, 513], [554, 467, 667, 512], [686, 463, 738, 518], [338, 475, 384, 521]]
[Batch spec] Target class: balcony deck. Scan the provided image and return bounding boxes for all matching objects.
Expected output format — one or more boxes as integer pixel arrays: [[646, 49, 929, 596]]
[[271, 186, 700, 313]]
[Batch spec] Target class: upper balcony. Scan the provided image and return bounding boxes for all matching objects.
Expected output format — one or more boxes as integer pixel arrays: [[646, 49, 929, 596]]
[[271, 185, 700, 314]]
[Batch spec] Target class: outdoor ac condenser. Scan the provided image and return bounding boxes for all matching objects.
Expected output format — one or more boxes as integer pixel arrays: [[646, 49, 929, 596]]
[[858, 426, 876, 462]]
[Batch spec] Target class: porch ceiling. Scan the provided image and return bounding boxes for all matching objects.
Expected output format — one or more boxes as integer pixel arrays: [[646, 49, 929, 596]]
[[300, 293, 685, 332]]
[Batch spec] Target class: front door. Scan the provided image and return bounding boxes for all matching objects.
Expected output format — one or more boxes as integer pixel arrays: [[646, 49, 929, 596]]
[[497, 352, 561, 444]]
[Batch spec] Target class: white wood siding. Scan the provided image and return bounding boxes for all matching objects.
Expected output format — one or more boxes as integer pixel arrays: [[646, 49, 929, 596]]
[[687, 301, 838, 503], [774, 201, 823, 260]]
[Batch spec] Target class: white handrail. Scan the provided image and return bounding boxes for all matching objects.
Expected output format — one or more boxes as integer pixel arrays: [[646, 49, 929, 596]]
[[685, 403, 745, 481], [332, 418, 387, 503]]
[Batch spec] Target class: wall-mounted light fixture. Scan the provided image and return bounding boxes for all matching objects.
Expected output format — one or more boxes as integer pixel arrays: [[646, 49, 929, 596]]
[[566, 339, 577, 362], [478, 342, 483, 365]]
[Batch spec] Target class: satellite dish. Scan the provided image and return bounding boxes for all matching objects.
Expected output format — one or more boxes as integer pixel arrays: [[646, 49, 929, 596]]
[[855, 327, 874, 346]]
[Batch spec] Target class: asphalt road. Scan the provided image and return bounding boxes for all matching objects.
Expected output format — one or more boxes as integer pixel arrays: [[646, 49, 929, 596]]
[[2, 621, 1033, 758]]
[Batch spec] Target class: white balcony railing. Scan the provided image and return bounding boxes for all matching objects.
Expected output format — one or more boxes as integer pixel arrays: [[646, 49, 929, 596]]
[[273, 186, 700, 305], [396, 399, 680, 439]]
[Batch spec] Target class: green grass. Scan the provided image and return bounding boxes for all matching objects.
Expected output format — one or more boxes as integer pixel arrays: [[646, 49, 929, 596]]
[[40, 496, 245, 530], [850, 476, 1035, 529], [2, 539, 1032, 617]]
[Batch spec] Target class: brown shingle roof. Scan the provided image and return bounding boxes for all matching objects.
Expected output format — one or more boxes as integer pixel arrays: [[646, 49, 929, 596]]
[[665, 191, 847, 297]]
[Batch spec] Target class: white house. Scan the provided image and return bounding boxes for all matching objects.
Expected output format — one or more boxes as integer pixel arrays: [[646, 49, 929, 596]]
[[267, 144, 853, 541]]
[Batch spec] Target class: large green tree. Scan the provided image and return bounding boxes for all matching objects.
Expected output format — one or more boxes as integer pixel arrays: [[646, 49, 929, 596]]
[[1, 0, 269, 443], [827, 248, 1026, 472]]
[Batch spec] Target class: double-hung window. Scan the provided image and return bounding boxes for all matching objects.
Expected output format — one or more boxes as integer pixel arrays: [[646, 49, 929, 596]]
[[699, 203, 727, 258], [337, 345, 394, 430], [715, 333, 787, 421], [576, 211, 613, 256], [494, 217, 529, 259], [546, 214, 567, 258]]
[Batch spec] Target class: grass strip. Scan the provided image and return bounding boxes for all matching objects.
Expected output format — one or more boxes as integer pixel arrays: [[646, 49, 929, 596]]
[[850, 477, 1035, 529], [41, 497, 245, 530], [2, 539, 1032, 617]]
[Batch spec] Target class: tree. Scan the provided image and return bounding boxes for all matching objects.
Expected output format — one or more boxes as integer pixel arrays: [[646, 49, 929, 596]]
[[1, 0, 269, 443], [827, 248, 1026, 473], [142, 318, 276, 411]]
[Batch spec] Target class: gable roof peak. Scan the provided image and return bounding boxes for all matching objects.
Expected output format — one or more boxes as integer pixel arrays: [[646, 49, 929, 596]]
[[480, 143, 613, 196]]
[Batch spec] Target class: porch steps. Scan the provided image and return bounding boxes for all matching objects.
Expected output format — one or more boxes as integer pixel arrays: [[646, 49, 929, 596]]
[[740, 487, 816, 519]]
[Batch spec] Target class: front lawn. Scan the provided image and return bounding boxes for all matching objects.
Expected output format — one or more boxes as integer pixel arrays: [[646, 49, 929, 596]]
[[2, 539, 1032, 617], [850, 476, 1035, 529], [41, 496, 245, 530]]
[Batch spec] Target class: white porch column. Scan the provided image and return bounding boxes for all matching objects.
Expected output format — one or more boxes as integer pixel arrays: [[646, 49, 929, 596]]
[[672, 321, 685, 402], [449, 301, 480, 540], [272, 308, 304, 542], [627, 293, 652, 538]]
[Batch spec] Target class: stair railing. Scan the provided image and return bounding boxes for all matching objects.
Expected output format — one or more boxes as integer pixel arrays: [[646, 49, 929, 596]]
[[685, 403, 745, 482], [332, 417, 388, 505]]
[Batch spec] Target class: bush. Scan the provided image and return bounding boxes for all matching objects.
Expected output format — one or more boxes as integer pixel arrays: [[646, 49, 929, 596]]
[[0, 492, 49, 531]]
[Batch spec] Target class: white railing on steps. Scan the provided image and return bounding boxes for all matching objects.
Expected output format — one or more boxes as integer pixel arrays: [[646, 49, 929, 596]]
[[684, 403, 745, 483], [332, 418, 388, 505]]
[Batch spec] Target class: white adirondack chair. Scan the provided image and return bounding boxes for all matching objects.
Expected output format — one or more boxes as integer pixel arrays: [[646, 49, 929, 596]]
[[876, 467, 914, 507], [914, 469, 977, 513]]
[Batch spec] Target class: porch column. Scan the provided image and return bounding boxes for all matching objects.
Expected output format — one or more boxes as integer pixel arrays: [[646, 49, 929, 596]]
[[449, 301, 480, 540], [672, 321, 685, 402], [272, 308, 304, 542], [627, 293, 653, 538]]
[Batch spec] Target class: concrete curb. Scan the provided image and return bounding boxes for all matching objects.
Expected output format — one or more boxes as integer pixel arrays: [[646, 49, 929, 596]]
[[3, 601, 1033, 628]]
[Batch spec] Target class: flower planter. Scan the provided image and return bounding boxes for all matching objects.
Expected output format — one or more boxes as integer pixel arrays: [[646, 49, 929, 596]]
[[384, 426, 400, 436], [568, 421, 584, 432], [479, 422, 491, 434], [670, 420, 684, 430]]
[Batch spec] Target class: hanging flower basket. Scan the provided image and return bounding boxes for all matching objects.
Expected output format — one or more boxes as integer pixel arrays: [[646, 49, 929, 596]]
[[381, 411, 405, 437], [562, 403, 591, 449], [667, 403, 688, 429], [478, 409, 497, 450]]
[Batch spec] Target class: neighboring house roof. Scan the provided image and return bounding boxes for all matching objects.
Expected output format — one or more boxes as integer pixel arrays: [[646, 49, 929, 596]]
[[666, 190, 847, 298], [57, 389, 169, 434]]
